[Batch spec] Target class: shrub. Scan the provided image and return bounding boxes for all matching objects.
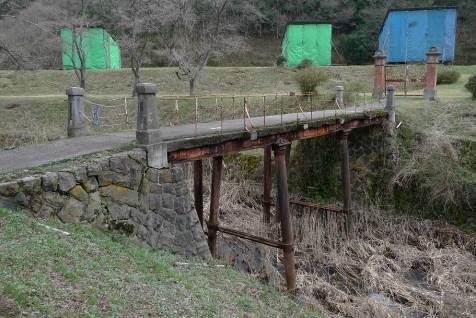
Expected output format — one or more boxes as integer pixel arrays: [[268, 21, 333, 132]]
[[437, 69, 461, 85], [338, 31, 375, 65], [345, 81, 367, 94], [296, 59, 313, 70], [465, 75, 476, 99], [276, 55, 287, 67], [293, 67, 330, 94]]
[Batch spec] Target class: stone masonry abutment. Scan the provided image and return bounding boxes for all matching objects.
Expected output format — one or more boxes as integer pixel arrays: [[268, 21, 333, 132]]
[[0, 149, 210, 258]]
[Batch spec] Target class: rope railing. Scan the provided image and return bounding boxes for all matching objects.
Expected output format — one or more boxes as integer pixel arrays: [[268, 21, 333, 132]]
[[67, 87, 386, 138], [156, 90, 385, 134], [81, 96, 135, 129]]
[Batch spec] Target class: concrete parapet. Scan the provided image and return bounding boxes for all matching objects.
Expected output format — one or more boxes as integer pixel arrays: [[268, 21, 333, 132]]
[[373, 50, 387, 99], [424, 47, 441, 101], [136, 83, 161, 146], [385, 85, 396, 124], [66, 87, 89, 137], [336, 86, 344, 108]]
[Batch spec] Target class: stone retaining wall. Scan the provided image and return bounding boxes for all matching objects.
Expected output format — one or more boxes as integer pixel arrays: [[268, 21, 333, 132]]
[[0, 149, 210, 258]]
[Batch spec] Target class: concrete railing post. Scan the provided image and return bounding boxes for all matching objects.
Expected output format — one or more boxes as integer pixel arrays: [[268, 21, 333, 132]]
[[66, 87, 88, 137], [136, 83, 161, 146], [424, 47, 441, 101], [336, 86, 344, 108], [372, 49, 387, 99], [136, 83, 167, 169], [386, 85, 396, 124]]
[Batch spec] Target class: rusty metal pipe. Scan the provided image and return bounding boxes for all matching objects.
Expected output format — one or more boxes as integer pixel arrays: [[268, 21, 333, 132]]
[[208, 156, 223, 258], [207, 223, 285, 249], [273, 139, 296, 290], [193, 160, 204, 227], [275, 142, 291, 223], [263, 146, 272, 224], [339, 130, 352, 233]]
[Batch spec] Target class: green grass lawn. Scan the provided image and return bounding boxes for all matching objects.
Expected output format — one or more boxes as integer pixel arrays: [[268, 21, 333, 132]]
[[0, 66, 375, 97], [396, 65, 476, 141], [0, 208, 321, 317]]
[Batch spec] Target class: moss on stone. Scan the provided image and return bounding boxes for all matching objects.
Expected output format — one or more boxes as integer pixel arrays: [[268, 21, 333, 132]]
[[69, 185, 89, 202], [113, 222, 135, 236]]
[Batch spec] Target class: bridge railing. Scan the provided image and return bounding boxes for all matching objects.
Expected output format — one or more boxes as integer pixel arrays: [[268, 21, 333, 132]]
[[156, 87, 386, 133], [66, 85, 390, 138]]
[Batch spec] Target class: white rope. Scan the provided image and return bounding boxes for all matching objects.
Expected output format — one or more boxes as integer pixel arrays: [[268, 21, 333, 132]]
[[82, 98, 126, 109], [79, 111, 93, 123], [335, 98, 343, 110]]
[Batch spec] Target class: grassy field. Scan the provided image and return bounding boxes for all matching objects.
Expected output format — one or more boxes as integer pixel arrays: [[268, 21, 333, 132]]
[[0, 208, 321, 317], [0, 66, 375, 96], [397, 66, 476, 141], [0, 66, 374, 149], [0, 65, 474, 150]]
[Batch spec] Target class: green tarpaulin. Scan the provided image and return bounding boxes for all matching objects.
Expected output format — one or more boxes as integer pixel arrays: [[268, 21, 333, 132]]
[[61, 28, 121, 70], [281, 23, 332, 67]]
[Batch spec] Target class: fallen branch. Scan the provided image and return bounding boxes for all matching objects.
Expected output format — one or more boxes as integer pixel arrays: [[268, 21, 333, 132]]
[[174, 262, 225, 268], [38, 223, 71, 236]]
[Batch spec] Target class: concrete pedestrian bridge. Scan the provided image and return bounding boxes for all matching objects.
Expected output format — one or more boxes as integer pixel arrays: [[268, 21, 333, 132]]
[[0, 83, 394, 290]]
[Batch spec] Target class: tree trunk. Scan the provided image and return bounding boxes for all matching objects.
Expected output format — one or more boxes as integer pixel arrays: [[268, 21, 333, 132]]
[[132, 75, 140, 97], [131, 57, 141, 97], [132, 67, 140, 97], [80, 67, 86, 89], [189, 78, 196, 96]]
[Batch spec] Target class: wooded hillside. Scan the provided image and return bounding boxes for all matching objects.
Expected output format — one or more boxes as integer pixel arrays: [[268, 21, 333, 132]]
[[1, 0, 474, 67]]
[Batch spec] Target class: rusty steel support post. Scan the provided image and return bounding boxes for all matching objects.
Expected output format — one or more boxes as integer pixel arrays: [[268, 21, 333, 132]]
[[193, 160, 204, 227], [208, 156, 223, 258], [372, 49, 387, 99], [339, 130, 352, 233], [424, 47, 441, 101], [285, 143, 291, 170], [263, 146, 272, 224], [275, 142, 291, 223], [273, 139, 296, 290]]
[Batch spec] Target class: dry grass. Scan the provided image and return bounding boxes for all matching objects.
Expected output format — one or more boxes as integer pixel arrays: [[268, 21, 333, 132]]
[[295, 205, 476, 317], [189, 162, 476, 317], [394, 133, 468, 210], [394, 103, 475, 212]]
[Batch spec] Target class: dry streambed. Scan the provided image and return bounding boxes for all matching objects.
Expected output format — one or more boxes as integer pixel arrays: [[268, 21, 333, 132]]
[[199, 176, 476, 317]]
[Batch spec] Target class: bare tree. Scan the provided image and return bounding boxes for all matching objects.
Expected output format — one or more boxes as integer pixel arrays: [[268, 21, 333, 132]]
[[0, 0, 98, 89], [109, 0, 167, 96], [163, 0, 259, 96], [0, 4, 62, 70]]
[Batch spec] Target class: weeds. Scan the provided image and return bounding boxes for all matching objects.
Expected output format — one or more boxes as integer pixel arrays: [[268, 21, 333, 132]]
[[437, 69, 461, 85], [293, 68, 330, 95], [394, 104, 474, 217], [465, 75, 476, 99], [194, 155, 476, 318]]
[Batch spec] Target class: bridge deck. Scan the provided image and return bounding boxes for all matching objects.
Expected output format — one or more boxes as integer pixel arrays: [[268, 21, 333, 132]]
[[0, 104, 387, 173]]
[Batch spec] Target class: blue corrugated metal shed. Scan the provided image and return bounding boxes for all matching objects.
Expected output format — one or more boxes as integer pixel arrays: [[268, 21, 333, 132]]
[[378, 7, 457, 63]]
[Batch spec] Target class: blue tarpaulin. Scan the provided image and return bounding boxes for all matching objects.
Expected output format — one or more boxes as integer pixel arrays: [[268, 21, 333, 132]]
[[378, 7, 457, 63]]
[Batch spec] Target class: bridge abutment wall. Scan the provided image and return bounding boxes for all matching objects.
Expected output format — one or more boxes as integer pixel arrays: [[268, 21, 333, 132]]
[[289, 123, 396, 203], [0, 149, 210, 258]]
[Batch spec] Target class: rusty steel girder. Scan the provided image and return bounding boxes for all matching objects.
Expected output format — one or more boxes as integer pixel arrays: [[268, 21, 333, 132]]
[[168, 116, 384, 163]]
